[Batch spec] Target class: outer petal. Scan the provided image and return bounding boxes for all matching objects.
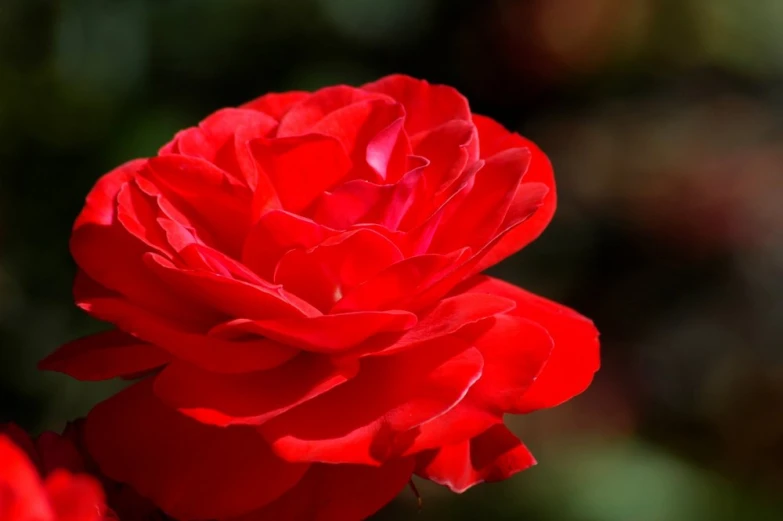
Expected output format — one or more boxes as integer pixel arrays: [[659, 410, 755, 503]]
[[459, 275, 600, 412], [394, 313, 553, 456], [75, 282, 297, 374], [402, 186, 551, 312], [430, 148, 535, 253], [304, 99, 408, 182], [85, 380, 308, 521], [232, 459, 415, 521], [153, 354, 358, 426], [161, 108, 278, 190], [142, 155, 253, 258], [415, 424, 536, 493], [73, 159, 141, 231], [362, 74, 471, 139], [394, 312, 552, 457], [467, 315, 554, 413], [398, 401, 500, 456], [398, 120, 478, 229], [276, 85, 388, 137], [71, 160, 206, 324], [115, 179, 175, 257], [39, 330, 169, 381], [241, 91, 311, 121], [471, 115, 556, 272], [396, 164, 479, 257], [260, 340, 484, 465]]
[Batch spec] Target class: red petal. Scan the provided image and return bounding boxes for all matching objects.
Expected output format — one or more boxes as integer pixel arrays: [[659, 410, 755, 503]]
[[310, 162, 424, 230], [276, 85, 388, 137], [216, 116, 280, 192], [467, 314, 554, 413], [61, 420, 162, 521], [250, 134, 351, 214], [413, 121, 479, 186], [211, 310, 417, 353], [364, 115, 408, 182], [34, 432, 86, 476], [241, 91, 311, 121], [274, 229, 403, 312], [45, 470, 105, 521], [474, 113, 531, 159], [74, 159, 143, 229], [163, 108, 278, 189], [304, 99, 408, 182], [415, 424, 535, 493], [390, 311, 553, 455], [396, 165, 478, 256], [233, 459, 414, 521], [399, 121, 478, 228], [400, 401, 500, 456], [459, 275, 600, 412], [0, 435, 53, 521], [144, 253, 319, 319], [471, 115, 556, 271], [39, 330, 169, 382], [242, 210, 336, 280], [76, 293, 296, 374], [115, 180, 173, 256], [143, 155, 253, 257], [431, 148, 535, 253], [362, 292, 516, 357], [311, 179, 395, 230], [0, 424, 39, 469], [402, 185, 550, 311], [180, 243, 266, 286], [85, 380, 308, 520], [153, 354, 357, 427], [71, 161, 205, 325], [260, 341, 483, 465], [331, 249, 471, 313], [362, 74, 471, 139], [177, 108, 277, 157]]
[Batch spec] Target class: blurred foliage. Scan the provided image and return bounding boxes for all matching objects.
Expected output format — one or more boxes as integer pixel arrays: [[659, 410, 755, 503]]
[[1, 0, 782, 519]]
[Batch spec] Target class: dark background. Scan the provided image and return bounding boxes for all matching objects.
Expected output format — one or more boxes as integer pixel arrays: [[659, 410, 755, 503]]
[[2, 1, 783, 519]]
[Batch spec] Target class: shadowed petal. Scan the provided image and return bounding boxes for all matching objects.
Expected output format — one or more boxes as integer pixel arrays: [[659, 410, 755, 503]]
[[39, 330, 169, 381], [232, 459, 414, 521], [85, 380, 308, 521]]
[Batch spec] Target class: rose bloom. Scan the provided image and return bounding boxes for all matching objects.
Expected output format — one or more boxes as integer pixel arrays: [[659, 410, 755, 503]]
[[41, 75, 599, 521], [0, 425, 106, 521]]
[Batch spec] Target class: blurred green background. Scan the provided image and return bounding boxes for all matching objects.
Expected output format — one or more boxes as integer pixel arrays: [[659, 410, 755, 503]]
[[2, 0, 783, 519]]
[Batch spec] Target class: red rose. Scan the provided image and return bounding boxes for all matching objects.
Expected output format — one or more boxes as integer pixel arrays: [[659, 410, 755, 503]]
[[41, 75, 599, 521], [0, 425, 106, 521]]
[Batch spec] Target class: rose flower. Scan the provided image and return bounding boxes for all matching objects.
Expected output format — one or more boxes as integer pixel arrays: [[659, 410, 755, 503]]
[[41, 75, 599, 521]]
